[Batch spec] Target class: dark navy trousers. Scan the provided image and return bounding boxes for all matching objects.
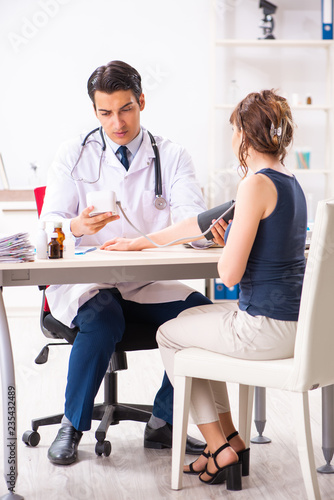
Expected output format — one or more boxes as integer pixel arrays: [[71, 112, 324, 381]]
[[66, 288, 211, 431]]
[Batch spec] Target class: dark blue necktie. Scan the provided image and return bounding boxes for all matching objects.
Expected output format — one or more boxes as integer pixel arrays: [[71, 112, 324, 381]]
[[117, 146, 129, 171]]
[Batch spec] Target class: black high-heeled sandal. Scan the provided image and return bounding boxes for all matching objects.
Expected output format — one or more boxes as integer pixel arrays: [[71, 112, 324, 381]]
[[184, 449, 210, 475], [226, 431, 250, 477], [199, 443, 242, 490]]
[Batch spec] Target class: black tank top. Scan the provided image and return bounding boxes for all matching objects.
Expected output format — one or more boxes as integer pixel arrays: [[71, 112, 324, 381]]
[[237, 169, 307, 320]]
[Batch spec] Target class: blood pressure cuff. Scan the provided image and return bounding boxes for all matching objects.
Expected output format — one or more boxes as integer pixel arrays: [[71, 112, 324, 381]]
[[197, 200, 235, 240]]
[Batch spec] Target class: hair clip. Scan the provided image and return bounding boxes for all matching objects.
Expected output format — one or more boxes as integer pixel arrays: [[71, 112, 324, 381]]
[[270, 121, 282, 141]]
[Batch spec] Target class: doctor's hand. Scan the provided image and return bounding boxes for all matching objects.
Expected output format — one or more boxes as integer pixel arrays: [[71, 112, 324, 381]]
[[211, 218, 229, 247], [100, 237, 139, 252], [70, 206, 120, 237]]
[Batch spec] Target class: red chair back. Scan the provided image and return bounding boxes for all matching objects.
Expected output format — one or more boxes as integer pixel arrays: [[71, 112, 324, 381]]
[[34, 186, 46, 217], [34, 185, 50, 312]]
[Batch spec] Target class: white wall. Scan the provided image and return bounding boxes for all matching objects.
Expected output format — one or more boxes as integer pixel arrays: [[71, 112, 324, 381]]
[[0, 1, 326, 199], [0, 0, 327, 311], [0, 0, 211, 189]]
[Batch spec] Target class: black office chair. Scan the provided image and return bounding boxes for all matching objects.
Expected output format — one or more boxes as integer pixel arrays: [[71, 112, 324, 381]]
[[22, 288, 158, 456]]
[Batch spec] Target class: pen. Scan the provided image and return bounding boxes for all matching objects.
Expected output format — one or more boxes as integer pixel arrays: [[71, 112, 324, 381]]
[[75, 247, 97, 255]]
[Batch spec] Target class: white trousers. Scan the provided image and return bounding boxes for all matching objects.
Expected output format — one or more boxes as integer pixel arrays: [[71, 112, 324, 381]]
[[157, 303, 297, 425]]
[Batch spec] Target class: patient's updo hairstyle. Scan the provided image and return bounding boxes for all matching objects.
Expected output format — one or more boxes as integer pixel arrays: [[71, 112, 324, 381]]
[[87, 60, 142, 107], [230, 89, 294, 177]]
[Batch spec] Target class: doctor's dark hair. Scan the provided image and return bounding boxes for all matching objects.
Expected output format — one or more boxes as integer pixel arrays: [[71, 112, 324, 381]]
[[87, 60, 142, 107], [230, 89, 294, 177]]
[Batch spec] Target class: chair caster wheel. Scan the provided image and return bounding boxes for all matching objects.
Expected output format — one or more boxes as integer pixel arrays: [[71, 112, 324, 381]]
[[95, 440, 111, 457], [22, 430, 40, 447]]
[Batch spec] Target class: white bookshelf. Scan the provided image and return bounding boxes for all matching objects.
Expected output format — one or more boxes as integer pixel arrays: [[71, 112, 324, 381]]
[[216, 39, 333, 48], [209, 33, 334, 211]]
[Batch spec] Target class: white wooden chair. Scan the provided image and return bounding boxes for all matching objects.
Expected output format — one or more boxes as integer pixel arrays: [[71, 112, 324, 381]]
[[172, 198, 334, 500]]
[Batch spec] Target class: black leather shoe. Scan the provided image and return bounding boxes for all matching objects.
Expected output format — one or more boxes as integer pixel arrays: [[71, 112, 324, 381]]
[[48, 426, 83, 465], [144, 422, 205, 455]]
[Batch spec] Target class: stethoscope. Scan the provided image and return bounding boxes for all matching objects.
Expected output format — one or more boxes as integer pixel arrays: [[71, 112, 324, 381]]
[[70, 127, 167, 210]]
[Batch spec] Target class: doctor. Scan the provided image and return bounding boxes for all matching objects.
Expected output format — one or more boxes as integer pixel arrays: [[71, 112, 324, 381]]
[[42, 60, 211, 466]]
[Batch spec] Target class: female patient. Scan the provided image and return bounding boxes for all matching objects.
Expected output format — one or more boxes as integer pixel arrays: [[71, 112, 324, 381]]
[[102, 90, 307, 488]]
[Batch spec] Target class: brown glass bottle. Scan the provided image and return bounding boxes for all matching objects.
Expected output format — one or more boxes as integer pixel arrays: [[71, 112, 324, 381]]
[[54, 222, 65, 258], [48, 232, 61, 259]]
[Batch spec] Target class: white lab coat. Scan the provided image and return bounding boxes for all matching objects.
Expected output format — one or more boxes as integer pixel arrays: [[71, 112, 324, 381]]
[[42, 127, 208, 327]]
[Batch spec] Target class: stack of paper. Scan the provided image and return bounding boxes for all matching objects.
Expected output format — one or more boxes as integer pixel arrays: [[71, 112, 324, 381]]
[[0, 233, 35, 262]]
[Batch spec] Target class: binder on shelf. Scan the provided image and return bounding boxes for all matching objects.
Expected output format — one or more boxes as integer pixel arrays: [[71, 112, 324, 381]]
[[322, 0, 333, 40], [212, 278, 239, 301]]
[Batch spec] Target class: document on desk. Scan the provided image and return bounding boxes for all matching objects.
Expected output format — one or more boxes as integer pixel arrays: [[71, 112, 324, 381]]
[[0, 232, 35, 262]]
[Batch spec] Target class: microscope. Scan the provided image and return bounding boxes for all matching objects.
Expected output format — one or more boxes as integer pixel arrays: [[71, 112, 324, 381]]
[[258, 0, 277, 40]]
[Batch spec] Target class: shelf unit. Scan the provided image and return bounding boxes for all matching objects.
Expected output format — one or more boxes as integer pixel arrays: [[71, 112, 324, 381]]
[[216, 39, 333, 47], [208, 37, 334, 215]]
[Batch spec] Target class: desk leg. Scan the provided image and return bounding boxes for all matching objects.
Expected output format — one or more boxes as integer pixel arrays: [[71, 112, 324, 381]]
[[250, 387, 271, 444], [0, 290, 24, 499], [317, 385, 334, 474]]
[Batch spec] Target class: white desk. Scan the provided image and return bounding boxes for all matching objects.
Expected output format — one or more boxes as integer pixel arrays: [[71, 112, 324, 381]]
[[0, 246, 222, 499]]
